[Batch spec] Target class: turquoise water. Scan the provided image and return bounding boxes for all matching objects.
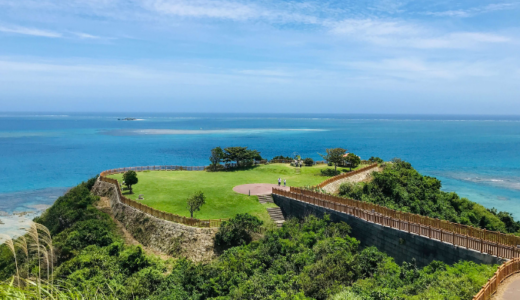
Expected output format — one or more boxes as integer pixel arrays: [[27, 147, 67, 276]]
[[1, 113, 519, 234]]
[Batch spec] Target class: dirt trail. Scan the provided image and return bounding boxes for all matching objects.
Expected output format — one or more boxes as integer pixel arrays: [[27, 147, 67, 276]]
[[95, 197, 172, 261]]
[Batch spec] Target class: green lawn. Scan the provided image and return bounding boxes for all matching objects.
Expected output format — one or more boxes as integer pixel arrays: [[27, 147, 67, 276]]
[[108, 163, 365, 224]]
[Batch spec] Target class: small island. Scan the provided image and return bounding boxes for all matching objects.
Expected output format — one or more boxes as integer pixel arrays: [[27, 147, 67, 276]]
[[118, 117, 137, 121]]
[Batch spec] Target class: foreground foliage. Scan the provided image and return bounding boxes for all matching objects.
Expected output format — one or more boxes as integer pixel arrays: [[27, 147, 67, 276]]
[[1, 179, 498, 299], [339, 159, 520, 234]]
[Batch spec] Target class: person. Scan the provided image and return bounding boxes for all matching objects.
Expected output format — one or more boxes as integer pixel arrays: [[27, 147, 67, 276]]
[[284, 179, 286, 187], [278, 177, 281, 186]]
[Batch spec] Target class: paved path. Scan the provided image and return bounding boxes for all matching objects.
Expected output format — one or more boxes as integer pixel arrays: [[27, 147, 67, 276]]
[[233, 183, 289, 195], [495, 273, 520, 300]]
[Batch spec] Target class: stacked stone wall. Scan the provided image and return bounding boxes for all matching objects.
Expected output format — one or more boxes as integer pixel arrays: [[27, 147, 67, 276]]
[[91, 180, 216, 262]]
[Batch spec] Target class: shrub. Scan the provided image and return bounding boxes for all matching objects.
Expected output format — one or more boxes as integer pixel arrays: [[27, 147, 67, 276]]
[[320, 168, 340, 176], [214, 214, 263, 250], [304, 158, 314, 166], [368, 156, 384, 164]]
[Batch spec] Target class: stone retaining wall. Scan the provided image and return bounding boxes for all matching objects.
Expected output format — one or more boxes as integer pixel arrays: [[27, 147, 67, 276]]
[[273, 194, 504, 267], [91, 179, 216, 262]]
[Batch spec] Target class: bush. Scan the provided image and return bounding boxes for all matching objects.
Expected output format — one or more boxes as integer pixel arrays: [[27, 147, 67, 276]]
[[214, 214, 263, 250], [368, 156, 384, 164], [304, 158, 314, 166], [272, 155, 292, 160], [320, 168, 340, 176]]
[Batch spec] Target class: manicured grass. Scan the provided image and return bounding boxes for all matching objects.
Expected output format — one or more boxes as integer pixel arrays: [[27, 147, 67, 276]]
[[108, 163, 366, 224]]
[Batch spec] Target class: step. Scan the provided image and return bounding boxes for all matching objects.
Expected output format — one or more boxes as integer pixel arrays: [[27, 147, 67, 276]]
[[267, 207, 286, 227], [258, 194, 274, 204]]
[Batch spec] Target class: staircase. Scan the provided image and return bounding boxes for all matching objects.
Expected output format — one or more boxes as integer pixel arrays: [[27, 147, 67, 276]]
[[258, 194, 274, 204], [258, 194, 285, 227], [267, 207, 285, 227], [295, 168, 301, 175]]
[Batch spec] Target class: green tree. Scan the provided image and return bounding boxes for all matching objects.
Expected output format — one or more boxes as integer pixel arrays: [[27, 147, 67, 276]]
[[319, 148, 347, 171], [345, 153, 361, 171], [223, 147, 261, 167], [214, 213, 263, 250], [209, 147, 224, 170], [123, 171, 138, 194], [186, 191, 206, 218], [304, 157, 314, 166]]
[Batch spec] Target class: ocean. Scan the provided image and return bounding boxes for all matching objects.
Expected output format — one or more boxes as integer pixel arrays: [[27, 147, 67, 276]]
[[1, 113, 519, 237]]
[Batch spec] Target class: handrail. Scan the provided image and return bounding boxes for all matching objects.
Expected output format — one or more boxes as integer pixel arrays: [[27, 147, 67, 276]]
[[473, 258, 520, 300], [273, 187, 520, 259], [99, 165, 227, 228], [317, 163, 379, 188]]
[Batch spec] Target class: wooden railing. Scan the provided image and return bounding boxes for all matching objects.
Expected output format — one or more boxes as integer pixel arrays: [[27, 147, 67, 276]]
[[473, 258, 520, 300], [273, 187, 520, 259], [99, 166, 227, 228], [317, 163, 379, 188]]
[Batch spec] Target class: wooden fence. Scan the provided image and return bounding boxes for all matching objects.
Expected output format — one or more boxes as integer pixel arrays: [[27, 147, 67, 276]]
[[273, 187, 520, 259], [317, 163, 379, 188], [473, 257, 520, 300], [99, 166, 227, 228]]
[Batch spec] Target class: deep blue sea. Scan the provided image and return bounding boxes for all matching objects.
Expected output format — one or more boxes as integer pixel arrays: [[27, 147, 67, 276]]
[[1, 113, 519, 236]]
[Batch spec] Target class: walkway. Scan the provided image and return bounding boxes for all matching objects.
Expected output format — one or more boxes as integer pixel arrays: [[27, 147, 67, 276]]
[[494, 273, 520, 300], [233, 183, 289, 195]]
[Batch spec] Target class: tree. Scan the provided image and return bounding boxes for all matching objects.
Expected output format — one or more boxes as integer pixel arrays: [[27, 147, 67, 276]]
[[345, 153, 361, 171], [224, 147, 249, 166], [214, 213, 263, 250], [223, 147, 262, 167], [304, 157, 314, 166], [123, 171, 138, 194], [186, 191, 206, 218], [209, 147, 224, 170], [319, 148, 347, 171]]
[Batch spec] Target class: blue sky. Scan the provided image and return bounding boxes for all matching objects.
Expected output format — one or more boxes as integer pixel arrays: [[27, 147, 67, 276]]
[[0, 0, 519, 113]]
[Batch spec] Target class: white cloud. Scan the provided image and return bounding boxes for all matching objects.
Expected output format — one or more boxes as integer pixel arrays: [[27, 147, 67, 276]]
[[343, 58, 502, 81], [425, 3, 518, 18], [143, 0, 256, 20], [0, 25, 62, 38], [328, 18, 419, 37], [328, 18, 512, 49], [72, 32, 103, 39]]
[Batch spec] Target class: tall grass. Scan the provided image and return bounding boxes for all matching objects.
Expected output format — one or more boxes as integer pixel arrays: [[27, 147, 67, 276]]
[[0, 222, 116, 299]]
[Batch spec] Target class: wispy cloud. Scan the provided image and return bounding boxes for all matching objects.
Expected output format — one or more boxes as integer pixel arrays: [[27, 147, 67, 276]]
[[424, 3, 518, 18], [343, 58, 500, 80], [0, 25, 62, 38], [72, 32, 103, 39], [328, 18, 512, 49], [142, 0, 320, 24]]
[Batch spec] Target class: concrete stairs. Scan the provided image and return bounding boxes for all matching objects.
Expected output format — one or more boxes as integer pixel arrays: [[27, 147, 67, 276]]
[[258, 194, 285, 227], [266, 207, 285, 227], [295, 168, 301, 174], [258, 194, 274, 204]]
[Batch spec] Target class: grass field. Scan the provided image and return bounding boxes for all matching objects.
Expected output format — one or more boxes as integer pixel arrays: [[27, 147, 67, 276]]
[[108, 163, 365, 224]]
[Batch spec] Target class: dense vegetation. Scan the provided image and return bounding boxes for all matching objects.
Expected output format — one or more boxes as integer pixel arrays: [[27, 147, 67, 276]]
[[339, 159, 520, 234], [1, 179, 497, 299]]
